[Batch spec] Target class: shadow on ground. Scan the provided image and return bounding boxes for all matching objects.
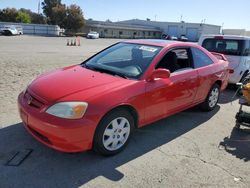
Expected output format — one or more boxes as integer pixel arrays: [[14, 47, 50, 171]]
[[219, 127, 250, 162], [0, 106, 220, 188], [219, 86, 239, 104]]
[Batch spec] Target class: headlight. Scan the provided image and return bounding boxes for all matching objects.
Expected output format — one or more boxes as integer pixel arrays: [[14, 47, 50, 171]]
[[46, 102, 88, 119]]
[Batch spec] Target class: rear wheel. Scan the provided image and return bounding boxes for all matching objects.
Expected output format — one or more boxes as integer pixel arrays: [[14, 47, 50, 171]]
[[240, 71, 250, 84], [93, 109, 134, 156], [200, 84, 220, 111]]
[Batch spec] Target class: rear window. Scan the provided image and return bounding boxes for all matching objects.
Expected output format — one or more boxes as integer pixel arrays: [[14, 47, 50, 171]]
[[202, 38, 244, 56]]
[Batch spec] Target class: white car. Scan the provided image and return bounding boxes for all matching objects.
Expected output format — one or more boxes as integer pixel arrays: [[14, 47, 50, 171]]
[[180, 35, 188, 41], [0, 25, 22, 36], [199, 35, 250, 84], [87, 31, 99, 39]]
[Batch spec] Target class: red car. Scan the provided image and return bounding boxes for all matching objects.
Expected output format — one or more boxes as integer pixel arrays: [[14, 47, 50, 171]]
[[18, 40, 230, 155]]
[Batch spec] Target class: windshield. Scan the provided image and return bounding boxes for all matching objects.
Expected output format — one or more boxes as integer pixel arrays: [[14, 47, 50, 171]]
[[83, 42, 162, 79], [202, 38, 245, 56]]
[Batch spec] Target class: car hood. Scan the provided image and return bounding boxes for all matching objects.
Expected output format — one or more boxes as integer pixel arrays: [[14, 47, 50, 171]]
[[28, 65, 131, 103]]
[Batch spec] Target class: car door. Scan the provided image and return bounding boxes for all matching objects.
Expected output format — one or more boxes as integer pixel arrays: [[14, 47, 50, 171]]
[[144, 47, 199, 123], [191, 47, 222, 103]]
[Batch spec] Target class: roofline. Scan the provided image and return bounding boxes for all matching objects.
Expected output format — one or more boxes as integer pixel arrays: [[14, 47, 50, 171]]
[[85, 20, 162, 31], [116, 19, 221, 27], [86, 24, 162, 32]]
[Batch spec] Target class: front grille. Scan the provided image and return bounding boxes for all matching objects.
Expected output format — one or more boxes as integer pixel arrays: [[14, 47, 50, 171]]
[[24, 92, 44, 109], [27, 125, 52, 145]]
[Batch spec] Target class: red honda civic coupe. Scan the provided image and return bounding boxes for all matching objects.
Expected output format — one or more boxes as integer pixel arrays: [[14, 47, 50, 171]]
[[18, 40, 230, 155]]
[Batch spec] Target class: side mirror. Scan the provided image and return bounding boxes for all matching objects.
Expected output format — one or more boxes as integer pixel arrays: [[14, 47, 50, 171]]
[[147, 68, 170, 81]]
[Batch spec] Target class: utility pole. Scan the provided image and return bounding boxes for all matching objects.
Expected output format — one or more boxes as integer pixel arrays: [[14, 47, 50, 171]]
[[38, 0, 40, 14]]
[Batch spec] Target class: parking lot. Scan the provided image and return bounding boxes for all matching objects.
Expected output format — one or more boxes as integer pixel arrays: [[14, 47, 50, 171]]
[[0, 36, 249, 188]]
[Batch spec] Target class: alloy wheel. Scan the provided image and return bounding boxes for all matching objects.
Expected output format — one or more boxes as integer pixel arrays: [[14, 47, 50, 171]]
[[208, 88, 219, 108], [102, 117, 130, 151]]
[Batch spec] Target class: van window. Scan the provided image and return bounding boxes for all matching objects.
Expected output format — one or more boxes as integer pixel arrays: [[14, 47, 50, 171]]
[[202, 39, 244, 56], [244, 40, 250, 56]]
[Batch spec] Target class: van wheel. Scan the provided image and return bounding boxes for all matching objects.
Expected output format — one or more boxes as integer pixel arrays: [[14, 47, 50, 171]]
[[93, 109, 134, 156], [241, 71, 250, 84], [200, 84, 220, 111]]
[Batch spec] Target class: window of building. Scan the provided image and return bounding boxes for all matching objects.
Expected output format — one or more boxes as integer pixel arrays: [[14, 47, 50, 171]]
[[119, 31, 123, 35]]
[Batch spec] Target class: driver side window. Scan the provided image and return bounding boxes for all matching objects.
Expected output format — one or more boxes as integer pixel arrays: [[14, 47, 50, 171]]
[[156, 48, 193, 73]]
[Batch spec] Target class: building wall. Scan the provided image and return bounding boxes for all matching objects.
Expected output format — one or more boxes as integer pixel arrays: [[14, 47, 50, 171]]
[[0, 22, 62, 36], [246, 31, 250, 37], [222, 29, 247, 36], [117, 20, 221, 41], [81, 25, 162, 39]]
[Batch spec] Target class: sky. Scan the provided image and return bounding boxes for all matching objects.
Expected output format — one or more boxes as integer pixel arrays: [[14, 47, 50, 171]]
[[1, 0, 250, 30]]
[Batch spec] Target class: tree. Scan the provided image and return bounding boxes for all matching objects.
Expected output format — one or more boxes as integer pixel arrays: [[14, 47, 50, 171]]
[[106, 19, 112, 23], [19, 8, 46, 24], [0, 8, 18, 22], [51, 4, 67, 28], [42, 0, 62, 24], [65, 4, 85, 32], [16, 11, 31, 23], [31, 13, 47, 24], [0, 8, 46, 24]]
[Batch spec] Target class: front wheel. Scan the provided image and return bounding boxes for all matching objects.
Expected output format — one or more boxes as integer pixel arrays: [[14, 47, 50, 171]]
[[93, 109, 134, 156], [200, 84, 220, 111]]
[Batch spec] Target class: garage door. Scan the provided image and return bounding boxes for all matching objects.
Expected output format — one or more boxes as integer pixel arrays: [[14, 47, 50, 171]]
[[186, 28, 198, 41], [168, 26, 178, 37]]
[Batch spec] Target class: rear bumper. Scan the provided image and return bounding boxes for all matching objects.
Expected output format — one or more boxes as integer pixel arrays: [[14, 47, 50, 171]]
[[228, 66, 245, 84], [18, 92, 97, 153]]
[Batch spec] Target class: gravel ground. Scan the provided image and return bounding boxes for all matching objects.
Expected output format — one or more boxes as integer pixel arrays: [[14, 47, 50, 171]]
[[0, 35, 249, 188]]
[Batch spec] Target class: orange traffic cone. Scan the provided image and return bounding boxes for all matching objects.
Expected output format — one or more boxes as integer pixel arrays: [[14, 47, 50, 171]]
[[77, 36, 81, 46]]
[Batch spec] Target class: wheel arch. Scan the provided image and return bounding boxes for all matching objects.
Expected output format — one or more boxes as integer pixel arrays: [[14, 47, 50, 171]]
[[215, 80, 222, 88], [100, 104, 139, 129], [93, 104, 139, 137]]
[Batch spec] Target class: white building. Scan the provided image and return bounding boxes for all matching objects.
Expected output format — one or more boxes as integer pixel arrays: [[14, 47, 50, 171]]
[[222, 29, 250, 37], [0, 22, 63, 36], [116, 19, 221, 41]]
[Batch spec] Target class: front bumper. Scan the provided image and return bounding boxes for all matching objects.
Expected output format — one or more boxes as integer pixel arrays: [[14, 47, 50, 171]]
[[18, 92, 97, 153]]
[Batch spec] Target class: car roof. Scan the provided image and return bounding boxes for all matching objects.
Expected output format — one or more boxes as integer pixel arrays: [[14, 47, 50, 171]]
[[123, 39, 197, 48], [201, 34, 250, 40]]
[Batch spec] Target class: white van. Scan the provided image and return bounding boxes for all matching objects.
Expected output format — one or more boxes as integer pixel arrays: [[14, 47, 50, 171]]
[[199, 35, 250, 84]]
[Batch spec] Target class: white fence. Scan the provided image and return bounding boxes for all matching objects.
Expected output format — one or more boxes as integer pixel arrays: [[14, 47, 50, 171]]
[[0, 22, 63, 36]]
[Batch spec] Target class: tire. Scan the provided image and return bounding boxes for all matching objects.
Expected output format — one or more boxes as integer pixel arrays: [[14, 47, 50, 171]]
[[236, 72, 250, 95], [93, 109, 134, 156], [200, 83, 220, 111], [235, 122, 240, 129]]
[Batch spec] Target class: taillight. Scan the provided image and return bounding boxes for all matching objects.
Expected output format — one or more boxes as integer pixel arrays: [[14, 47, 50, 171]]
[[229, 69, 234, 74], [214, 36, 224, 39]]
